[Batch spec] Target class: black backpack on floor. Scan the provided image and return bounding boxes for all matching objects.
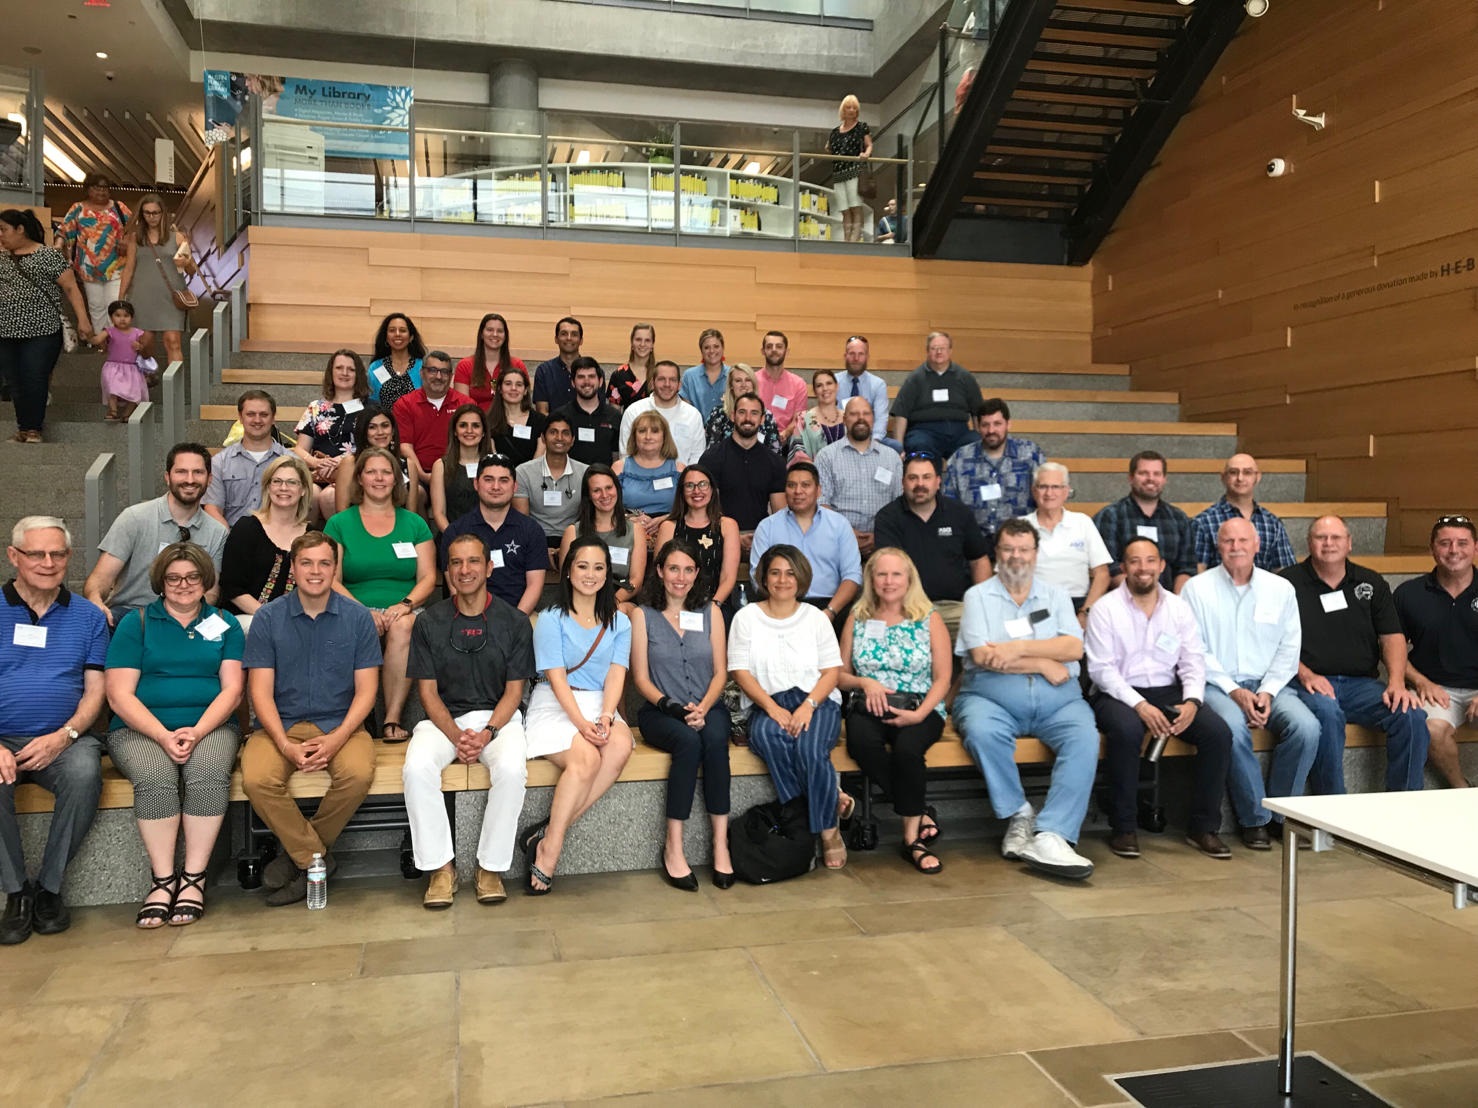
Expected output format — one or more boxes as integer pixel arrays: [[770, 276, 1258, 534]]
[[728, 797, 816, 884]]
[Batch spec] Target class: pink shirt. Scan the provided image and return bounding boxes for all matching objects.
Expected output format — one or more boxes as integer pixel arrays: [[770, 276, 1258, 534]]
[[754, 368, 809, 435], [1084, 583, 1207, 707]]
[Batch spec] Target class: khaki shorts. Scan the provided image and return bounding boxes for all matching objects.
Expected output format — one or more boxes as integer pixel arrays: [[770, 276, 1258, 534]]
[[1423, 686, 1478, 731], [933, 599, 964, 645]]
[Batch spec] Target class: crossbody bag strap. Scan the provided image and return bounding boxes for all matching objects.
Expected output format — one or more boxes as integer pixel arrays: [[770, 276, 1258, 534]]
[[564, 621, 608, 677]]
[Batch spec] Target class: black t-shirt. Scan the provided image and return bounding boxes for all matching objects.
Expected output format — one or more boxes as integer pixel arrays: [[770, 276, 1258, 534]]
[[873, 495, 992, 602], [492, 409, 547, 468], [555, 400, 622, 466], [699, 437, 786, 533], [407, 593, 536, 716], [1281, 558, 1402, 679], [1394, 571, 1478, 687]]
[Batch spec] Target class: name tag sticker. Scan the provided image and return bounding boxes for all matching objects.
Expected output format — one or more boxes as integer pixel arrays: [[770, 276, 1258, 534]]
[[1154, 631, 1180, 654], [464, 462, 478, 478], [610, 547, 629, 566], [392, 541, 417, 559], [542, 490, 564, 507], [679, 610, 705, 632], [931, 388, 950, 402], [577, 427, 596, 442], [864, 619, 887, 640], [158, 541, 171, 553], [1004, 617, 1033, 639], [772, 395, 789, 411], [1136, 525, 1159, 542], [755, 432, 766, 444], [873, 466, 893, 485], [490, 549, 506, 568], [979, 483, 1003, 502], [196, 613, 229, 641], [654, 477, 674, 491], [1320, 591, 1348, 614], [512, 424, 532, 440], [12, 625, 46, 648], [372, 366, 390, 385], [340, 398, 364, 414]]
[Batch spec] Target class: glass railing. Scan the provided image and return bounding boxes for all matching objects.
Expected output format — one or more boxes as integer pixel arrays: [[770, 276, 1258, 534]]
[[246, 101, 909, 249], [539, 0, 875, 27], [0, 64, 42, 203]]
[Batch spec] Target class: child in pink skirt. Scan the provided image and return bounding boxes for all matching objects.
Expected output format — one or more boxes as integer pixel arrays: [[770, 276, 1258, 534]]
[[93, 299, 153, 422]]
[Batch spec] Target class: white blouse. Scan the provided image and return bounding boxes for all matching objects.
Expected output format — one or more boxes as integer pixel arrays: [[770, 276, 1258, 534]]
[[727, 602, 842, 707]]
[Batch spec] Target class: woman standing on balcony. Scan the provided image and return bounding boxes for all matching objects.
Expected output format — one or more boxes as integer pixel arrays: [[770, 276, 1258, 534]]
[[826, 95, 873, 243], [118, 194, 197, 371]]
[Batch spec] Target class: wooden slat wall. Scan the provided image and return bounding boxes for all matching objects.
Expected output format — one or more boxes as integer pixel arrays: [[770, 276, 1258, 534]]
[[244, 226, 1093, 370], [1091, 0, 1478, 551]]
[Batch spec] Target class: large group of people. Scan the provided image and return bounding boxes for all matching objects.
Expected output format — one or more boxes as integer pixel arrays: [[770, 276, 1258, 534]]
[[1, 314, 1468, 942]]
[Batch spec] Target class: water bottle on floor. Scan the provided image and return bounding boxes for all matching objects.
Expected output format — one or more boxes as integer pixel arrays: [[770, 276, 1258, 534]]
[[306, 852, 327, 910]]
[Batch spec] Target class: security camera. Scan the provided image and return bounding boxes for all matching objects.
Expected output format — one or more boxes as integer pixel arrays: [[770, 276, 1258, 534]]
[[1266, 158, 1287, 178], [1292, 107, 1326, 131], [105, 71, 116, 81]]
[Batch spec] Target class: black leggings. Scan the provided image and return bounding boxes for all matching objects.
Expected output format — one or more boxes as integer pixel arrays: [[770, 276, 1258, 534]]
[[636, 703, 732, 820], [843, 708, 944, 817]]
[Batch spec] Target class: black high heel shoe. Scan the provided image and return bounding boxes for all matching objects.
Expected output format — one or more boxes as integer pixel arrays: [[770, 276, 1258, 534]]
[[711, 868, 736, 890], [660, 847, 699, 892]]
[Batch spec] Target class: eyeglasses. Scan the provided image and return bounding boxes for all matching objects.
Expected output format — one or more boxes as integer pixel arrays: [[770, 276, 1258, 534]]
[[846, 335, 868, 344], [682, 480, 711, 492], [449, 612, 488, 654], [13, 548, 70, 563], [423, 364, 452, 376], [163, 572, 204, 587], [904, 450, 940, 463], [1033, 484, 1068, 492], [269, 477, 303, 489]]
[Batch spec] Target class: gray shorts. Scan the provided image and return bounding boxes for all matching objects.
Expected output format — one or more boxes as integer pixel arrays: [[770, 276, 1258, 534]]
[[1423, 686, 1478, 731]]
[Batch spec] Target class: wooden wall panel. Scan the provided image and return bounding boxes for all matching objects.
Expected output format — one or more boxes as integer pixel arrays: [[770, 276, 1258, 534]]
[[1094, 0, 1478, 551], [245, 227, 1093, 370]]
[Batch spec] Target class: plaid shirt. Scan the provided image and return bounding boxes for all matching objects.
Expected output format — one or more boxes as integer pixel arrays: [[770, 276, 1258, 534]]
[[1093, 496, 1198, 587], [1193, 498, 1297, 571], [942, 436, 1044, 535]]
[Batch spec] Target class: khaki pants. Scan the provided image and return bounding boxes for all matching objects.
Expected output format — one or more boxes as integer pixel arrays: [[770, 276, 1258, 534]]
[[240, 722, 375, 867], [934, 599, 964, 644]]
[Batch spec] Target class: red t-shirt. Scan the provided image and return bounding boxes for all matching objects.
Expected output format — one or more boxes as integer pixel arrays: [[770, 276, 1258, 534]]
[[393, 387, 473, 472], [454, 356, 528, 411]]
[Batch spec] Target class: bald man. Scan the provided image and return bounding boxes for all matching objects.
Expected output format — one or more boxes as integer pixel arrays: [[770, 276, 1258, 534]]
[[816, 396, 902, 558], [1280, 516, 1429, 794], [1193, 453, 1296, 573]]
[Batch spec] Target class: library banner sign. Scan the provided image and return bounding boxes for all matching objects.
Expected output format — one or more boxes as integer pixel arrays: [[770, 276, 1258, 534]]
[[204, 71, 412, 158]]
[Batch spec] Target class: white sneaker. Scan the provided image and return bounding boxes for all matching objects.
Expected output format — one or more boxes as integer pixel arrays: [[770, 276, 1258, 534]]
[[1018, 831, 1094, 880], [1001, 809, 1036, 860]]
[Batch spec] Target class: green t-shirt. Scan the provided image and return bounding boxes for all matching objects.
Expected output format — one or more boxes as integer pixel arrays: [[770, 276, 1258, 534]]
[[323, 507, 433, 609], [105, 600, 245, 731]]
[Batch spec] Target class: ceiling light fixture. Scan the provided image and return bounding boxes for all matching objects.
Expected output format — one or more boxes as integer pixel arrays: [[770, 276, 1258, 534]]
[[1245, 0, 1269, 15], [43, 139, 86, 182], [744, 160, 761, 175], [95, 51, 108, 59]]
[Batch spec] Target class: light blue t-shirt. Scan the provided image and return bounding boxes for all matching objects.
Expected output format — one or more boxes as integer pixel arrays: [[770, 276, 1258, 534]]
[[533, 608, 632, 691]]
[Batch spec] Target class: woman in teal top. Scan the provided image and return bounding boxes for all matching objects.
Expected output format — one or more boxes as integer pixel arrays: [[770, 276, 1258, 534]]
[[324, 447, 437, 742], [105, 543, 245, 928], [520, 536, 634, 895], [836, 548, 952, 875]]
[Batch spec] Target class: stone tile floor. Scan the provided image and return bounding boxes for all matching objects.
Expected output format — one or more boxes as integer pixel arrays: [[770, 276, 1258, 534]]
[[4, 833, 1476, 1106]]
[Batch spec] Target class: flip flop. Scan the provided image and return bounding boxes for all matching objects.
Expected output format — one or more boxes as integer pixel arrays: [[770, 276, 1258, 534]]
[[381, 721, 410, 744]]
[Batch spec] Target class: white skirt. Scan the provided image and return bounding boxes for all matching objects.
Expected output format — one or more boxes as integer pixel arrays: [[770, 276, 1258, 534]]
[[523, 682, 628, 759]]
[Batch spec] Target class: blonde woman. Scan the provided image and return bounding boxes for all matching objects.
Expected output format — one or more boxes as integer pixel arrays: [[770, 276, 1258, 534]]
[[117, 194, 197, 367], [702, 363, 782, 454], [219, 454, 313, 635], [827, 95, 873, 242], [837, 548, 951, 874], [615, 410, 684, 539]]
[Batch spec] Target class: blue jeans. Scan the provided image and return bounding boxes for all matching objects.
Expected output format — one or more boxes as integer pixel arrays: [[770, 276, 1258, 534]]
[[746, 688, 842, 833], [0, 735, 103, 894], [1294, 675, 1429, 794], [0, 330, 63, 433], [1203, 683, 1320, 826], [903, 421, 978, 462], [953, 670, 1097, 842]]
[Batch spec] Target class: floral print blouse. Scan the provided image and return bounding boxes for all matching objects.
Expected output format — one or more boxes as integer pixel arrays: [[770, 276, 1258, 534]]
[[294, 398, 359, 456], [850, 616, 944, 716]]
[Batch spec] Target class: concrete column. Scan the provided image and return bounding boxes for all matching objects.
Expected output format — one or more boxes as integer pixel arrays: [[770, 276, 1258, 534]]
[[489, 58, 540, 167]]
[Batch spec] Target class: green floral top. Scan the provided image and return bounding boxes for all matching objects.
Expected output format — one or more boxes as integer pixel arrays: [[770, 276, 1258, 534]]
[[850, 615, 944, 716]]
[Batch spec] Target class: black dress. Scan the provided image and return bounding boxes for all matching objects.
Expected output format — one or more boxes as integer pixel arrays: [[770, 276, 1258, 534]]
[[673, 516, 724, 604], [608, 364, 648, 410]]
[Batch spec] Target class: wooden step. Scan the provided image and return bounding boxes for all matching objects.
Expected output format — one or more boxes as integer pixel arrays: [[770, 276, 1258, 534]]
[[1361, 555, 1433, 574], [223, 368, 321, 385], [1012, 418, 1235, 437], [1066, 457, 1305, 474], [1073, 501, 1388, 519], [882, 385, 1177, 403]]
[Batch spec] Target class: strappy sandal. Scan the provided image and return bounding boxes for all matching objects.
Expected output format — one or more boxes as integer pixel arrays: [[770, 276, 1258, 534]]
[[919, 805, 943, 844], [170, 869, 207, 926], [525, 837, 553, 896], [381, 721, 409, 744], [901, 838, 943, 875], [136, 873, 177, 929], [517, 817, 549, 855]]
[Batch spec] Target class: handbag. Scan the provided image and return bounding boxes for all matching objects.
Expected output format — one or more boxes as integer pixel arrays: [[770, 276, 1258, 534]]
[[844, 689, 922, 718], [149, 244, 199, 311], [728, 797, 817, 884], [856, 170, 878, 201], [11, 250, 78, 350]]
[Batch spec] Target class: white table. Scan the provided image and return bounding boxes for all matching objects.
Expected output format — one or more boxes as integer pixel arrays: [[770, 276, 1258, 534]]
[[1265, 791, 1478, 1096]]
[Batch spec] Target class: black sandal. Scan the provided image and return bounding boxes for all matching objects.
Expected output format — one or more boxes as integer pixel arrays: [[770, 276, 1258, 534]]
[[919, 805, 942, 844], [525, 836, 553, 896], [518, 817, 549, 855], [901, 839, 943, 875], [381, 721, 410, 744], [170, 869, 207, 926], [136, 873, 177, 929]]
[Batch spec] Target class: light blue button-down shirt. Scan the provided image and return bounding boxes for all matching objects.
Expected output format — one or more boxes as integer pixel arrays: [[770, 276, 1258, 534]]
[[679, 362, 728, 419], [1180, 564, 1302, 697], [956, 575, 1082, 677], [750, 506, 862, 601]]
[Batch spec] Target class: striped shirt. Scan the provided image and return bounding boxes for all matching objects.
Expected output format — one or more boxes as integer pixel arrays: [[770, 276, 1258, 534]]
[[0, 583, 111, 736]]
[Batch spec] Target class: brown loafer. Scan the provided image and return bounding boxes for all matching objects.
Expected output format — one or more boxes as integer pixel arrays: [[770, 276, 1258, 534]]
[[423, 864, 458, 910], [475, 867, 507, 905], [1108, 831, 1141, 858], [1186, 832, 1232, 859]]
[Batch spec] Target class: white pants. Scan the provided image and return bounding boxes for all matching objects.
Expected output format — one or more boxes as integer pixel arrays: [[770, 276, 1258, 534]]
[[83, 277, 121, 334], [405, 709, 528, 873]]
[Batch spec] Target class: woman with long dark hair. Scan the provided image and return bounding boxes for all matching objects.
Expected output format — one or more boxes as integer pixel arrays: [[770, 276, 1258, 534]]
[[367, 312, 427, 407], [558, 464, 645, 605], [520, 536, 634, 894], [454, 312, 525, 410], [655, 462, 739, 609], [430, 403, 492, 532], [486, 364, 546, 467], [118, 193, 197, 368], [293, 348, 371, 520]]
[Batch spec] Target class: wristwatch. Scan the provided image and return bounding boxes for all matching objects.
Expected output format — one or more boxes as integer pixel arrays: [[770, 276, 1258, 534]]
[[806, 697, 820, 709], [63, 726, 80, 741], [482, 723, 498, 741], [1184, 697, 1203, 708]]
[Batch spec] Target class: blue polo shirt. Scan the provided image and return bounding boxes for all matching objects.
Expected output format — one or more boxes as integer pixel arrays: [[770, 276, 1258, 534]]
[[749, 506, 863, 602], [956, 575, 1082, 678], [242, 590, 381, 731], [439, 507, 551, 608], [0, 583, 110, 736]]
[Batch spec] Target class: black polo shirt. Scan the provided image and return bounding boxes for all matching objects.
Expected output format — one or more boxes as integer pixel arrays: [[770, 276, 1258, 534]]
[[699, 436, 786, 533], [1394, 570, 1478, 687], [1281, 557, 1401, 679], [556, 399, 622, 466], [873, 494, 991, 602], [407, 593, 536, 716]]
